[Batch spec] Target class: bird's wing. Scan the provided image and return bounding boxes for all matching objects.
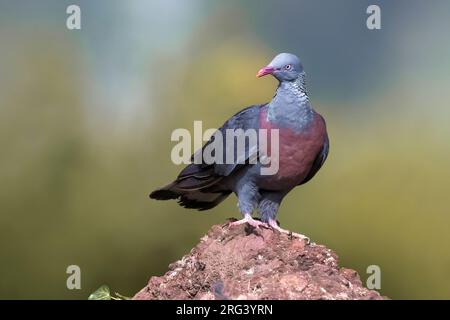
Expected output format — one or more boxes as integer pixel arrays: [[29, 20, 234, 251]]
[[298, 135, 329, 185], [174, 104, 263, 189]]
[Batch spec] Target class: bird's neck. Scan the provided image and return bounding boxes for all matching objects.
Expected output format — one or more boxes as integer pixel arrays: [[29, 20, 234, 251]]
[[277, 74, 310, 104], [267, 74, 314, 130]]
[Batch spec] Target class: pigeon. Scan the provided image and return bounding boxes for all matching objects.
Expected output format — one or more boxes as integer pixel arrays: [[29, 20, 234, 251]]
[[150, 53, 329, 239]]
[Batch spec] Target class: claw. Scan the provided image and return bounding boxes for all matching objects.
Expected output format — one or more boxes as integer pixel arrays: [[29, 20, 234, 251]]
[[228, 214, 268, 229], [268, 219, 310, 243]]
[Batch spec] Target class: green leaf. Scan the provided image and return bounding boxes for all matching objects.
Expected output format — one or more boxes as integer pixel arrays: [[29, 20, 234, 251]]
[[88, 285, 111, 300]]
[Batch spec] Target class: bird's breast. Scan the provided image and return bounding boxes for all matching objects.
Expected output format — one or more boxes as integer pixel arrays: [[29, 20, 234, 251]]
[[258, 107, 327, 188]]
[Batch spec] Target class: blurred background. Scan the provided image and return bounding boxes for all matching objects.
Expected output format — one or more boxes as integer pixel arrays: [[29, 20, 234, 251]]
[[0, 0, 449, 299]]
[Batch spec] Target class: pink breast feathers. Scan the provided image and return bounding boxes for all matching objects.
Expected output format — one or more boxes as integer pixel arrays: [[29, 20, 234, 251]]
[[259, 108, 326, 186]]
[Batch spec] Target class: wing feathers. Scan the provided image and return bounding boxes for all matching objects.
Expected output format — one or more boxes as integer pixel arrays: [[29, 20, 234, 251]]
[[149, 105, 263, 210]]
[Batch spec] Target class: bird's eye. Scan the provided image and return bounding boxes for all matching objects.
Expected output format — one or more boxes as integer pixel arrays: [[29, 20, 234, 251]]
[[285, 64, 292, 70]]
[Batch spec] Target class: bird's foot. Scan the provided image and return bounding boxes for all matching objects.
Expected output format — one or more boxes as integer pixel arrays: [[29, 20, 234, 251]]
[[268, 219, 310, 243], [228, 214, 268, 229]]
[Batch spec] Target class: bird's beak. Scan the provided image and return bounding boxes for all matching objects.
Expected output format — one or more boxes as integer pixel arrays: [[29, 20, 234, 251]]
[[256, 66, 275, 78]]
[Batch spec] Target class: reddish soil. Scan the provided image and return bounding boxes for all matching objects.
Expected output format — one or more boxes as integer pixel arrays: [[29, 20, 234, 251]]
[[134, 222, 385, 300]]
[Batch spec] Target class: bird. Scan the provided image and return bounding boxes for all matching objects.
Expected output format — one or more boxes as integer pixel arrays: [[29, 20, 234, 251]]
[[150, 53, 329, 239]]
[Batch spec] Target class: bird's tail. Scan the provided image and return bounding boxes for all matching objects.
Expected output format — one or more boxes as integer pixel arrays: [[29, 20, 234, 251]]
[[149, 182, 231, 211], [149, 183, 179, 200]]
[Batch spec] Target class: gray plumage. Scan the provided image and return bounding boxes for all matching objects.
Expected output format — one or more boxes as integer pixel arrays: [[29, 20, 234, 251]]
[[150, 53, 329, 233]]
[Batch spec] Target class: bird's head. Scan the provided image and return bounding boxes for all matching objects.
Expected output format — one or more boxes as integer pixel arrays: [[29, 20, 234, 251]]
[[256, 53, 304, 82]]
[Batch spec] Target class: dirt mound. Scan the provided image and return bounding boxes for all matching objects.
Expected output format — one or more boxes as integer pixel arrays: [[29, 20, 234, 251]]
[[134, 222, 384, 300]]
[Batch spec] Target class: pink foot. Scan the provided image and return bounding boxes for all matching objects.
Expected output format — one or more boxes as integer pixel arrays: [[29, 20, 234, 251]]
[[229, 214, 268, 229], [268, 219, 310, 243]]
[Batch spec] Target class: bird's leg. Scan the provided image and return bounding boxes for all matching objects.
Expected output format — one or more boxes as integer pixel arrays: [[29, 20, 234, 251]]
[[267, 219, 310, 243], [229, 213, 267, 229]]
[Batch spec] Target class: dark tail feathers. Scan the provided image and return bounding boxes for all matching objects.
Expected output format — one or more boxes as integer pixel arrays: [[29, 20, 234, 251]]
[[149, 183, 179, 200], [149, 183, 231, 211]]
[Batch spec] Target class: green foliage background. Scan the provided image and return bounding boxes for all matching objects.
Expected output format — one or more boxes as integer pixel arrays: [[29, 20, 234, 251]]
[[0, 0, 449, 299]]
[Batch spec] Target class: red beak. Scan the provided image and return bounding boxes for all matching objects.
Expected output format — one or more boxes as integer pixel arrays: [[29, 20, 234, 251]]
[[256, 66, 275, 78]]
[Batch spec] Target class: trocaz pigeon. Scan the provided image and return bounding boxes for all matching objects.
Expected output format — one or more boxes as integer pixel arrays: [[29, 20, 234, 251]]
[[150, 53, 329, 239]]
